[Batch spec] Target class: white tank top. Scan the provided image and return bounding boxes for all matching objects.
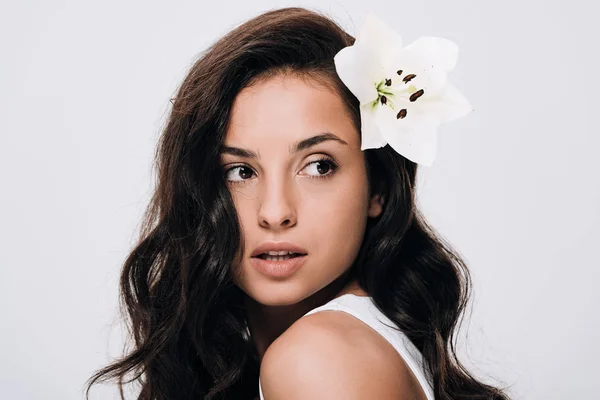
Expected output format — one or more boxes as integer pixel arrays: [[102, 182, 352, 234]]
[[257, 293, 435, 399]]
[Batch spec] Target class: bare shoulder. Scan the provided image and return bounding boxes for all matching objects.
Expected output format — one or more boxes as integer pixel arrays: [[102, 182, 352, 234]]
[[260, 310, 425, 400]]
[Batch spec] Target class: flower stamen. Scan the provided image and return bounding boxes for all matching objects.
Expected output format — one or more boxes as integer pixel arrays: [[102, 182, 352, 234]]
[[397, 109, 407, 119], [403, 74, 417, 83], [409, 89, 424, 102], [380, 95, 388, 105]]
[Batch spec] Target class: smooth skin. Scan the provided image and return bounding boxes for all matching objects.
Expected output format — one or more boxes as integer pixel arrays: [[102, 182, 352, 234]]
[[260, 310, 428, 400], [220, 73, 426, 399]]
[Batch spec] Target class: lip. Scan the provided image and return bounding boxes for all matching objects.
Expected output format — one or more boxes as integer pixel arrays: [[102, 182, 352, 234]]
[[250, 241, 308, 258], [250, 254, 308, 278]]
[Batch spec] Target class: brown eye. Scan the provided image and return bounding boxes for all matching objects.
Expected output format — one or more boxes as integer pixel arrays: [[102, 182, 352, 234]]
[[315, 161, 331, 175], [302, 157, 338, 179], [225, 165, 255, 183]]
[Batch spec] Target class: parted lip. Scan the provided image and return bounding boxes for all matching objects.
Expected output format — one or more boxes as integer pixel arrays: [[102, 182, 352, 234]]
[[251, 241, 308, 257]]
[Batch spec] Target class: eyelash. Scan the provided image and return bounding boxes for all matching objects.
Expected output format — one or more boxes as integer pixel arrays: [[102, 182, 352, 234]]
[[223, 156, 339, 185]]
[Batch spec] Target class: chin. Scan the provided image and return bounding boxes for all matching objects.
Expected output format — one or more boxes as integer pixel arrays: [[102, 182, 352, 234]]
[[249, 281, 311, 306]]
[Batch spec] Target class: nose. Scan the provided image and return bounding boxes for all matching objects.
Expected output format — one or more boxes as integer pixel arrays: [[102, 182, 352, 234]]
[[257, 176, 297, 230]]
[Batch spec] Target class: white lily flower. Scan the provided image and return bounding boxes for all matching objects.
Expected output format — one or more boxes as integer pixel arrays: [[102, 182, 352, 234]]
[[334, 12, 474, 166]]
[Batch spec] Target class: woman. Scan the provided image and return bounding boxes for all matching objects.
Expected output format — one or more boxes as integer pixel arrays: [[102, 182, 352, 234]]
[[85, 7, 510, 399]]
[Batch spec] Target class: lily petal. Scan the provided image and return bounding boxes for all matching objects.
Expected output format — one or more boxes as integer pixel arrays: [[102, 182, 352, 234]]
[[334, 12, 405, 105], [418, 82, 473, 123], [357, 12, 404, 70], [403, 36, 459, 73], [386, 48, 448, 99], [359, 103, 388, 150], [334, 44, 381, 104], [375, 105, 440, 166]]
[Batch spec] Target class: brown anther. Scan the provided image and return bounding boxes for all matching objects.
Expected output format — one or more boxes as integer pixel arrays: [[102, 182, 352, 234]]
[[409, 89, 424, 102], [403, 74, 417, 83], [397, 69, 403, 75], [397, 109, 407, 119], [380, 95, 387, 105], [385, 78, 392, 86]]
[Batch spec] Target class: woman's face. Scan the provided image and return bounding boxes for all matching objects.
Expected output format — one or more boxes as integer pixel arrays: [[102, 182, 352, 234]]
[[221, 73, 383, 306]]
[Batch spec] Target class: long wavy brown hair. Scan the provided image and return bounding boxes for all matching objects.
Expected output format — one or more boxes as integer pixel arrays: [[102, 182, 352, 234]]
[[84, 7, 511, 400]]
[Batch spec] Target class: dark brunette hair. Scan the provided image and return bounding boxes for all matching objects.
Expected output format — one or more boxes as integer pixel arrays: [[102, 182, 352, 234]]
[[84, 7, 510, 399]]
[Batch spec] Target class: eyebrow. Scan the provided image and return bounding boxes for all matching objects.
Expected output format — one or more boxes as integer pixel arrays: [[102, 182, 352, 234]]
[[219, 132, 348, 159]]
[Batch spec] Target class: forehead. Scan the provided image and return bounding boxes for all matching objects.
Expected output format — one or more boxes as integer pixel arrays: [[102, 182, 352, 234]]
[[225, 74, 358, 148]]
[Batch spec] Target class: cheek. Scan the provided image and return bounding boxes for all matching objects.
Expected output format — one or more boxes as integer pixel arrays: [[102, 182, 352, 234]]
[[310, 162, 369, 221], [225, 189, 254, 273], [227, 186, 256, 228], [302, 176, 370, 262], [303, 185, 367, 231]]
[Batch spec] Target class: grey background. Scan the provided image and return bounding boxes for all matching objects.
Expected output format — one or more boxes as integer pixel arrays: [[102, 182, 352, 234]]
[[1, 0, 598, 399]]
